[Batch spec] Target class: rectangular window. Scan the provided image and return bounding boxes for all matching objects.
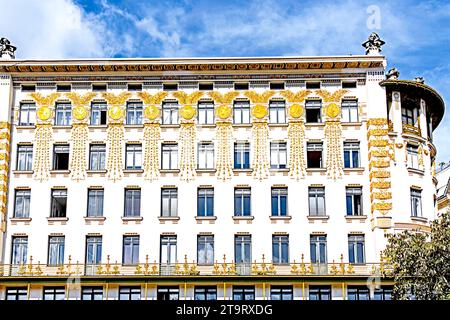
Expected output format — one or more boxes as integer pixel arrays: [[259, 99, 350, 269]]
[[5, 288, 27, 300], [309, 286, 331, 300], [233, 286, 255, 300], [306, 82, 320, 89], [269, 101, 286, 124], [270, 286, 293, 300], [271, 187, 287, 216], [342, 81, 357, 89], [43, 287, 65, 300], [307, 142, 323, 168], [53, 144, 70, 170], [56, 84, 71, 92], [198, 142, 214, 169], [163, 83, 178, 91], [343, 142, 360, 168], [127, 84, 142, 91], [14, 189, 31, 218], [125, 144, 142, 170], [199, 83, 214, 91], [234, 188, 251, 216], [198, 102, 214, 125], [234, 142, 250, 169], [341, 100, 359, 122], [87, 189, 104, 217], [234, 83, 249, 90], [270, 142, 287, 169], [11, 236, 28, 265], [410, 189, 422, 217], [17, 145, 33, 171], [406, 144, 419, 169], [373, 287, 393, 300], [86, 236, 102, 265], [162, 101, 178, 124], [270, 82, 285, 90], [54, 103, 72, 126], [197, 188, 214, 217], [90, 102, 107, 125], [272, 235, 289, 264], [161, 188, 178, 217], [305, 100, 322, 123], [48, 236, 65, 266], [161, 144, 178, 169], [157, 286, 179, 300], [21, 85, 36, 92], [197, 235, 214, 265], [235, 235, 252, 265], [89, 144, 106, 170], [348, 235, 365, 264], [126, 102, 143, 125], [194, 286, 217, 300], [119, 287, 141, 300], [347, 286, 370, 300], [233, 101, 250, 124], [50, 189, 67, 218], [123, 235, 139, 265], [402, 107, 418, 125], [19, 103, 36, 126], [92, 84, 107, 92], [124, 189, 141, 217], [81, 287, 103, 300], [310, 235, 327, 264], [346, 187, 363, 216], [160, 236, 177, 265], [308, 187, 326, 216]]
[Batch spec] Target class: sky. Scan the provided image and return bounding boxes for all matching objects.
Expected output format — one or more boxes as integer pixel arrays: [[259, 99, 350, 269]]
[[0, 0, 449, 163]]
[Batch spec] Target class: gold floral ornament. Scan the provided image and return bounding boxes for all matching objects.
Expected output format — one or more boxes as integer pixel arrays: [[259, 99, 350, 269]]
[[65, 92, 97, 122], [137, 91, 168, 122], [216, 105, 232, 120], [180, 105, 196, 120], [289, 104, 304, 118], [288, 121, 306, 180], [144, 105, 160, 120], [326, 103, 340, 118], [209, 91, 240, 121], [252, 104, 268, 119], [244, 90, 274, 121], [103, 92, 131, 122], [108, 106, 124, 121], [143, 123, 160, 181], [30, 93, 60, 122], [37, 107, 52, 121]]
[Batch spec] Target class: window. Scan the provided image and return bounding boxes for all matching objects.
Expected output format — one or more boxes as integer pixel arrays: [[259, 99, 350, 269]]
[[194, 287, 217, 300], [14, 189, 31, 218], [160, 236, 177, 265], [43, 287, 65, 300], [373, 287, 393, 300], [86, 236, 102, 265], [402, 106, 418, 125], [19, 103, 36, 126], [234, 188, 251, 216], [90, 102, 107, 125], [82, 287, 103, 300], [161, 188, 178, 217], [162, 101, 178, 124], [270, 142, 287, 169], [163, 83, 178, 91], [54, 103, 72, 126], [233, 101, 250, 124], [269, 101, 286, 124], [17, 145, 33, 171], [341, 100, 359, 122], [123, 236, 140, 265], [198, 102, 214, 124], [347, 286, 370, 300], [234, 142, 250, 169], [21, 85, 36, 92], [307, 142, 323, 168], [272, 235, 289, 264], [410, 189, 422, 217], [305, 100, 322, 123], [306, 82, 320, 89], [348, 235, 365, 264], [271, 187, 287, 216], [198, 142, 214, 169], [53, 144, 70, 170], [270, 82, 285, 90], [199, 83, 214, 91], [5, 288, 27, 300], [124, 189, 141, 217], [119, 287, 141, 300], [56, 84, 71, 92], [11, 236, 28, 265], [157, 286, 179, 300], [270, 286, 293, 300], [125, 144, 142, 170], [197, 188, 214, 217], [235, 235, 251, 265], [50, 189, 67, 218], [343, 142, 360, 168], [48, 236, 65, 266], [89, 144, 106, 170], [342, 81, 357, 89], [234, 83, 249, 90], [128, 84, 142, 91], [92, 84, 107, 92], [233, 286, 255, 300], [161, 144, 178, 169], [126, 102, 143, 125], [197, 235, 214, 265], [87, 189, 104, 217], [308, 187, 326, 216], [406, 144, 419, 169], [346, 187, 363, 216], [309, 286, 331, 300], [310, 235, 327, 264]]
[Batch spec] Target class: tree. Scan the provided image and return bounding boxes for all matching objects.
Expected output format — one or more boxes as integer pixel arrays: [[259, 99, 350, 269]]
[[383, 211, 450, 300]]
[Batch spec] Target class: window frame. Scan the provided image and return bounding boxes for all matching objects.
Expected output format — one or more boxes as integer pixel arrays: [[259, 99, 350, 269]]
[[126, 102, 143, 125], [197, 188, 214, 217], [19, 103, 36, 126], [197, 101, 215, 125], [234, 188, 251, 217], [89, 144, 106, 171], [272, 235, 289, 265], [16, 145, 33, 171], [410, 188, 422, 217], [125, 144, 142, 170], [341, 99, 359, 123], [161, 143, 178, 170], [233, 101, 251, 124], [90, 102, 107, 125], [161, 188, 178, 217], [343, 142, 360, 168], [162, 101, 179, 125], [197, 235, 214, 266], [13, 189, 31, 218], [270, 142, 287, 169], [124, 188, 141, 217], [54, 103, 72, 126], [308, 187, 326, 216], [50, 189, 67, 218], [122, 235, 140, 265], [234, 142, 250, 169], [269, 100, 286, 124], [346, 187, 363, 216], [271, 187, 288, 216], [348, 235, 365, 264], [47, 236, 65, 266], [197, 142, 214, 169]]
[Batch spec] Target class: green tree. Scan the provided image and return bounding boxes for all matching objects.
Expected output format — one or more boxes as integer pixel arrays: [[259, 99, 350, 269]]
[[383, 211, 450, 300]]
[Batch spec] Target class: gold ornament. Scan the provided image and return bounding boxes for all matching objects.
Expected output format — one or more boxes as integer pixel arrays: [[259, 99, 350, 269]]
[[137, 92, 168, 105], [172, 91, 204, 105], [252, 104, 268, 119], [324, 121, 343, 179], [326, 103, 340, 118], [73, 106, 88, 121], [244, 90, 275, 103], [216, 105, 232, 120], [289, 104, 304, 118], [108, 106, 124, 121], [69, 124, 88, 181], [252, 122, 269, 180], [179, 123, 196, 181], [315, 89, 348, 103], [180, 105, 196, 120], [30, 92, 60, 107], [106, 124, 124, 182], [144, 105, 160, 120], [280, 90, 311, 103], [33, 124, 52, 182], [216, 122, 233, 180], [37, 107, 52, 121], [143, 123, 160, 181], [288, 121, 306, 180]]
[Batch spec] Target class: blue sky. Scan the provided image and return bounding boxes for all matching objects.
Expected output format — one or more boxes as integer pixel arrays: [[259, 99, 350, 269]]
[[1, 0, 449, 163]]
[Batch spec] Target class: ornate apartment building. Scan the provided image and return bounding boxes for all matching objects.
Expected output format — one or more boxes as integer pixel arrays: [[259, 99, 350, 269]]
[[0, 34, 445, 300]]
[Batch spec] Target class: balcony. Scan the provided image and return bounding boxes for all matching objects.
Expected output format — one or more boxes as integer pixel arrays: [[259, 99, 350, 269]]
[[402, 123, 421, 137]]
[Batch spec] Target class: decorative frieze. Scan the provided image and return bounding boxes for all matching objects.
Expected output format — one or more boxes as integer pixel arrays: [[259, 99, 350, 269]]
[[0, 122, 11, 232]]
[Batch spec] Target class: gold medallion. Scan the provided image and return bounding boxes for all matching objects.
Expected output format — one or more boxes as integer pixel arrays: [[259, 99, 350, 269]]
[[326, 103, 340, 118], [180, 105, 196, 120], [252, 104, 267, 119], [73, 106, 88, 121], [37, 106, 52, 121], [144, 105, 160, 120], [289, 104, 304, 118], [108, 106, 124, 121], [216, 105, 232, 119]]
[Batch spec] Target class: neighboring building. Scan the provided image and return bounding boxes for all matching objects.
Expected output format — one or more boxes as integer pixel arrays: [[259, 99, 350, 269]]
[[0, 33, 445, 300], [436, 162, 450, 215]]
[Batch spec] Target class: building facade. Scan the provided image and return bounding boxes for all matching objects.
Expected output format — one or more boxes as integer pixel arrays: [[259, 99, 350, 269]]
[[0, 34, 445, 300]]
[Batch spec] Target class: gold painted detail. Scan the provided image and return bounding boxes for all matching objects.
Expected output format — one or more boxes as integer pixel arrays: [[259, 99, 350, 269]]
[[173, 91, 203, 122], [368, 139, 389, 148], [244, 90, 275, 104], [369, 160, 390, 169], [288, 121, 306, 180], [32, 124, 52, 182], [371, 191, 392, 200], [370, 181, 391, 190], [252, 122, 269, 180], [138, 92, 168, 122], [69, 124, 88, 181], [280, 90, 311, 103], [144, 105, 159, 121], [179, 123, 196, 181], [418, 144, 424, 169], [106, 124, 124, 182], [216, 122, 233, 181], [324, 121, 343, 179], [325, 103, 340, 118], [180, 105, 196, 120], [0, 121, 10, 232], [65, 92, 97, 122], [216, 105, 232, 120], [315, 89, 348, 103], [252, 104, 267, 119], [288, 104, 304, 118], [103, 92, 131, 123], [143, 123, 160, 181], [209, 91, 240, 121], [402, 123, 421, 136]]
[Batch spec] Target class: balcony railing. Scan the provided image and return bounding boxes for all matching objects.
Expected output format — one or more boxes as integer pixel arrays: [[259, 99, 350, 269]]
[[402, 123, 421, 136]]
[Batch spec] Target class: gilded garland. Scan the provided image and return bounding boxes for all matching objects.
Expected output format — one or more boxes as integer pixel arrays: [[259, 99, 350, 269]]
[[0, 122, 11, 232]]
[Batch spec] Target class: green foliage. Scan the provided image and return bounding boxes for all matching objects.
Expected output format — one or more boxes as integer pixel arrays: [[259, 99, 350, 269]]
[[383, 211, 450, 300]]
